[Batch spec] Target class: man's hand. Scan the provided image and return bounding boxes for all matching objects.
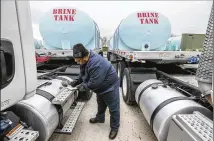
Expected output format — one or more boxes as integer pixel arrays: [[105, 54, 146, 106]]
[[76, 84, 86, 92], [70, 80, 78, 87]]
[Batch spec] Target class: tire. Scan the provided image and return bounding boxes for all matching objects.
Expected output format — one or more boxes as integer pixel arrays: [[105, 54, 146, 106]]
[[122, 68, 136, 105], [78, 90, 93, 101], [118, 61, 126, 87]]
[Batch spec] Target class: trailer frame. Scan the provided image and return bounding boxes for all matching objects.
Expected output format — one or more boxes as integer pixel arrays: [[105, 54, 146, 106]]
[[108, 50, 201, 64]]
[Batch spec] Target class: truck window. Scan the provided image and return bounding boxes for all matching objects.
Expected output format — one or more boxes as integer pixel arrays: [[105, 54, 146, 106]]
[[0, 39, 15, 89]]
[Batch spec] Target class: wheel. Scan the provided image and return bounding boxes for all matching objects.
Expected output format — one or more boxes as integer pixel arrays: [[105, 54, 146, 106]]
[[122, 68, 136, 105], [118, 61, 126, 87], [78, 90, 93, 101]]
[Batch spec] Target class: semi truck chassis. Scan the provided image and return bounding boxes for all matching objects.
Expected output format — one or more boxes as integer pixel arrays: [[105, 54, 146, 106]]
[[107, 52, 213, 141], [1, 61, 93, 141]]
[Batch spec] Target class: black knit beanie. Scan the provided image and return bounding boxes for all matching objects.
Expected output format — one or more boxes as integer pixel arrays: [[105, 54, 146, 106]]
[[73, 43, 89, 58]]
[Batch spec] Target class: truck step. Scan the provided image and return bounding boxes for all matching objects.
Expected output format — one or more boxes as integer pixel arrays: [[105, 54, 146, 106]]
[[10, 128, 39, 141], [6, 124, 24, 139], [177, 111, 213, 140], [168, 111, 213, 141], [54, 102, 85, 134], [52, 87, 77, 106]]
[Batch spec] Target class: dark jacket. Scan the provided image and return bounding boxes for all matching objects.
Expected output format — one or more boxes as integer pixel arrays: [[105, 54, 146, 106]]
[[78, 51, 119, 95]]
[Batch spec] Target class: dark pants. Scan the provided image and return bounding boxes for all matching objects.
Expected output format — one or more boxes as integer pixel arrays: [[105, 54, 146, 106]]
[[95, 85, 120, 130]]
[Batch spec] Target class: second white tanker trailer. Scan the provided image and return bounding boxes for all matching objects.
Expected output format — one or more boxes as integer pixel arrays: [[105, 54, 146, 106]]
[[108, 6, 213, 141]]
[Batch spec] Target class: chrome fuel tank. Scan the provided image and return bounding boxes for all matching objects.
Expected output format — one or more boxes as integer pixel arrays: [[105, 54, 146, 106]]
[[135, 79, 212, 141], [11, 76, 77, 141]]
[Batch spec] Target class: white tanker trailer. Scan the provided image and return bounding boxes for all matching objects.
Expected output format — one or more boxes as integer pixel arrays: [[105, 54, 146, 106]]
[[36, 6, 101, 60]]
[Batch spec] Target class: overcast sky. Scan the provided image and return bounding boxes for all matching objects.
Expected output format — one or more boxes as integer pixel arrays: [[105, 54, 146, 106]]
[[30, 1, 213, 40]]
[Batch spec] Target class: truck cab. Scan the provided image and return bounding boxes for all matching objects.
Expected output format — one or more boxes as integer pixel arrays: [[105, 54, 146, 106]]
[[1, 0, 37, 111]]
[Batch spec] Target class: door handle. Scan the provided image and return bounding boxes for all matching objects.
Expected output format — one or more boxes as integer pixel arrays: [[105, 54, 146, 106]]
[[0, 51, 7, 84], [0, 40, 15, 89]]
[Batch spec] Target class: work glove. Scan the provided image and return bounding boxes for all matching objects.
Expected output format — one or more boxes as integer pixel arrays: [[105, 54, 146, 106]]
[[70, 80, 79, 87], [61, 81, 68, 87], [76, 84, 86, 92]]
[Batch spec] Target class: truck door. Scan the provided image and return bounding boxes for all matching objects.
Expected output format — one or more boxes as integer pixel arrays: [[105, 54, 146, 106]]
[[1, 0, 26, 111]]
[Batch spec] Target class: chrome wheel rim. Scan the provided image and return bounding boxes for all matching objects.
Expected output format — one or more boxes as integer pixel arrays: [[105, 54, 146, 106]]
[[122, 75, 127, 97]]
